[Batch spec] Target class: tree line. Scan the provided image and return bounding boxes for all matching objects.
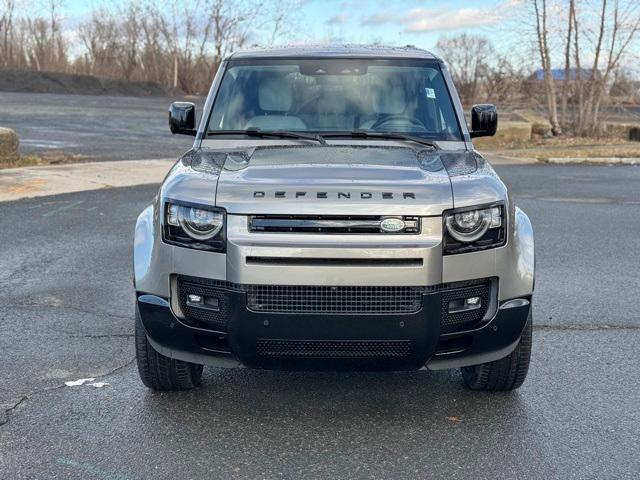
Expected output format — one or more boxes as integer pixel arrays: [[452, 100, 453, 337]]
[[435, 1, 639, 137], [1, 0, 638, 136], [0, 0, 296, 94]]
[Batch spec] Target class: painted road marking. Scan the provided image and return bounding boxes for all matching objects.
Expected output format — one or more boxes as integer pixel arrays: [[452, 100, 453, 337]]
[[42, 200, 85, 217], [57, 457, 131, 480], [64, 378, 95, 387]]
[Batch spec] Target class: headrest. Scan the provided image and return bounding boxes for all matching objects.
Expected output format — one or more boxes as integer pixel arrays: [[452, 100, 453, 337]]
[[372, 80, 406, 115], [258, 75, 293, 112]]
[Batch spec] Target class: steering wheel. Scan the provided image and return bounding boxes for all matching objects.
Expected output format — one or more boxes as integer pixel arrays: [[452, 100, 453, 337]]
[[371, 114, 426, 131], [294, 94, 322, 115]]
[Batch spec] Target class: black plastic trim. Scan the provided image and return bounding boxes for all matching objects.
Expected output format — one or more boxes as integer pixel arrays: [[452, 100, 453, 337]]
[[136, 282, 526, 372]]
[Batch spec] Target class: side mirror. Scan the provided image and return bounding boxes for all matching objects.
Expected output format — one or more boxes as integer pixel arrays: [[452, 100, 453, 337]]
[[470, 104, 498, 138], [169, 102, 197, 136]]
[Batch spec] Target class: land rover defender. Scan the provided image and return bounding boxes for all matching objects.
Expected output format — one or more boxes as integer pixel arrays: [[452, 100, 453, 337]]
[[133, 45, 534, 392]]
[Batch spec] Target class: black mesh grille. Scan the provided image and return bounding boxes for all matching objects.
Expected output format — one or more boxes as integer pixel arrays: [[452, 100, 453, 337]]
[[178, 279, 233, 331], [256, 339, 413, 359], [247, 285, 425, 314], [440, 283, 491, 333]]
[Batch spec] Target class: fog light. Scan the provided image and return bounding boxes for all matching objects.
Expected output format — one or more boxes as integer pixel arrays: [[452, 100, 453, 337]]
[[465, 297, 481, 306], [448, 296, 482, 314], [187, 294, 203, 305], [186, 293, 220, 311]]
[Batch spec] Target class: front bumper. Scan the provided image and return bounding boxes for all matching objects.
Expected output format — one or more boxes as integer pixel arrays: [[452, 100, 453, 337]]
[[137, 281, 531, 371]]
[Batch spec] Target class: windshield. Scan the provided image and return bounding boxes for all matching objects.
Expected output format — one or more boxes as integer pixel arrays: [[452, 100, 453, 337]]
[[207, 59, 463, 141]]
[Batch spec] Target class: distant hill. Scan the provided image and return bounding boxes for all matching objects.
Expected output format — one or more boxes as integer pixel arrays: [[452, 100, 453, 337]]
[[0, 69, 168, 97]]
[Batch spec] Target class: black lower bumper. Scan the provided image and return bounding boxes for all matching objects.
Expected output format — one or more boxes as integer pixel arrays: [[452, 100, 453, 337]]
[[137, 283, 531, 371]]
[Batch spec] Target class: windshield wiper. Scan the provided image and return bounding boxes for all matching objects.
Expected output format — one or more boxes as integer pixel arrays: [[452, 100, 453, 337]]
[[322, 130, 437, 149], [207, 128, 327, 145]]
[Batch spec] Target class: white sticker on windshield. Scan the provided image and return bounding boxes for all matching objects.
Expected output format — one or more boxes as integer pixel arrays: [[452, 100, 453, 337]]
[[425, 88, 436, 99]]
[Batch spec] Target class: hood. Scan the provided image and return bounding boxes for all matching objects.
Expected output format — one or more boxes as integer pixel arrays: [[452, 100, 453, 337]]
[[214, 145, 453, 216]]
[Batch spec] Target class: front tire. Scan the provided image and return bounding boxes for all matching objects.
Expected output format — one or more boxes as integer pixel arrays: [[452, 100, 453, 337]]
[[135, 309, 203, 390], [461, 310, 532, 392]]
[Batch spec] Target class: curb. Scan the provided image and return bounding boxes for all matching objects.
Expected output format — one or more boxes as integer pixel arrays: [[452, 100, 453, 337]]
[[543, 157, 640, 166]]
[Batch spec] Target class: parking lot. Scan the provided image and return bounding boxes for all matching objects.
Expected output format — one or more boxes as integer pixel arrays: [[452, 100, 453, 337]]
[[0, 92, 200, 161], [1, 92, 640, 479]]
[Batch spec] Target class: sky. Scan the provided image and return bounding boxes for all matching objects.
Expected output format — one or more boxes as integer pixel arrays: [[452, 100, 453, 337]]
[[41, 0, 526, 56], [292, 0, 523, 47]]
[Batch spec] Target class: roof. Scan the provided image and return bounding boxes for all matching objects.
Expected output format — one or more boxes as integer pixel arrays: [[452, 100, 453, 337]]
[[531, 68, 602, 81], [229, 44, 440, 61]]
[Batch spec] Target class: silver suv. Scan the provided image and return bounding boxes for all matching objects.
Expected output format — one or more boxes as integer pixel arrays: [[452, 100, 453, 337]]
[[133, 45, 534, 392]]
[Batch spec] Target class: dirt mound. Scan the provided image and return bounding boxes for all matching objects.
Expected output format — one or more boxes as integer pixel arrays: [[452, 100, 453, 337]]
[[0, 69, 168, 97]]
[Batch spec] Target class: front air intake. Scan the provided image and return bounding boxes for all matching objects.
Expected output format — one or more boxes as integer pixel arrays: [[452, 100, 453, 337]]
[[256, 339, 413, 359], [247, 285, 425, 314]]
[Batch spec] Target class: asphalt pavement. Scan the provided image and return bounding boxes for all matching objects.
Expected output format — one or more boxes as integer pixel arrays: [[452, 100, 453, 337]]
[[1, 164, 639, 479], [0, 92, 202, 160]]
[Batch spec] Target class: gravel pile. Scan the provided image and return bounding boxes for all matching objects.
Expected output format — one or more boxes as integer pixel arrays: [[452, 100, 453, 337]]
[[0, 70, 167, 97]]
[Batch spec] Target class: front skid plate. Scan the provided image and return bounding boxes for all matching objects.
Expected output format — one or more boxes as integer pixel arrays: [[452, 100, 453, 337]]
[[228, 293, 442, 371]]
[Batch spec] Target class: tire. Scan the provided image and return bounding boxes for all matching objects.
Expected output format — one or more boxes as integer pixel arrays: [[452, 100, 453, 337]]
[[461, 310, 532, 392], [135, 309, 203, 390]]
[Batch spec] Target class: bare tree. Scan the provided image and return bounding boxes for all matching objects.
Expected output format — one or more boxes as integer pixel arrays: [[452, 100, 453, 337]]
[[20, 0, 67, 72], [435, 34, 493, 105], [561, 0, 575, 125], [532, 0, 562, 135], [484, 56, 525, 104], [574, 0, 640, 134], [118, 4, 141, 81], [0, 0, 18, 68], [526, 0, 640, 135], [79, 10, 121, 76]]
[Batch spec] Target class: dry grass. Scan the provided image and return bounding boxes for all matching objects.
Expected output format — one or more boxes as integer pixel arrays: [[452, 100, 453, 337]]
[[485, 136, 640, 160], [0, 151, 88, 169]]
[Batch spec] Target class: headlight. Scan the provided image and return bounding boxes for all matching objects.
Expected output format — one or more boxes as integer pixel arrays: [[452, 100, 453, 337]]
[[443, 204, 505, 255], [164, 202, 226, 251]]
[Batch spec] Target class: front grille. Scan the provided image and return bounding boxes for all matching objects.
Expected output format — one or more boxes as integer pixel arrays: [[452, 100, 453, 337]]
[[249, 215, 420, 234], [440, 282, 491, 333], [176, 276, 495, 331], [247, 285, 425, 314], [256, 339, 413, 359]]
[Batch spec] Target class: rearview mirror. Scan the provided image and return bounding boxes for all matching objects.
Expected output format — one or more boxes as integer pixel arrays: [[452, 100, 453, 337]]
[[469, 104, 498, 138], [169, 102, 197, 136]]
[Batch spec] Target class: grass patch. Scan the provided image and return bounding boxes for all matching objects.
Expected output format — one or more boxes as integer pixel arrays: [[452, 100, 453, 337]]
[[484, 136, 640, 160]]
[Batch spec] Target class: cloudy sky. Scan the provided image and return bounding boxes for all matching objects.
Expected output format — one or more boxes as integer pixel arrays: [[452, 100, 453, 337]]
[[52, 0, 524, 53], [307, 0, 522, 46]]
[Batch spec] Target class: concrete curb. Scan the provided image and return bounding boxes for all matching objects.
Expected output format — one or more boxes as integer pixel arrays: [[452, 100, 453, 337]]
[[0, 159, 175, 202], [544, 157, 640, 166], [480, 153, 538, 165]]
